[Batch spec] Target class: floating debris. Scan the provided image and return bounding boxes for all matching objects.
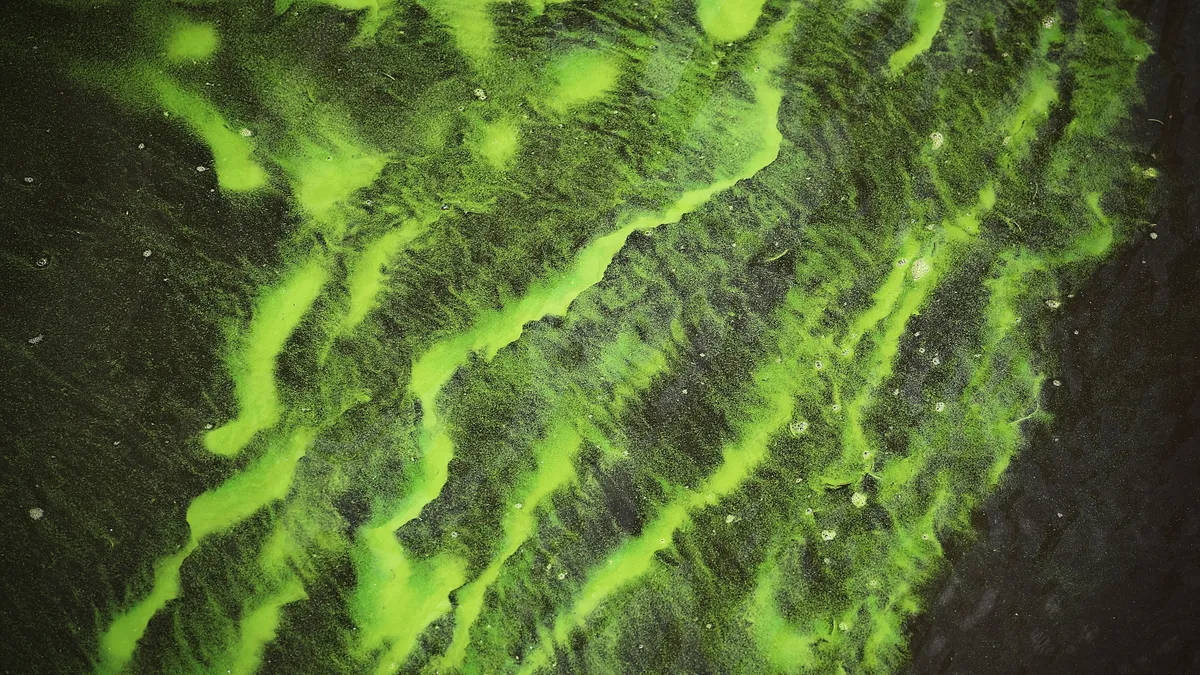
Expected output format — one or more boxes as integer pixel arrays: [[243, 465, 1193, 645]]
[[911, 258, 931, 281], [29, 507, 44, 521]]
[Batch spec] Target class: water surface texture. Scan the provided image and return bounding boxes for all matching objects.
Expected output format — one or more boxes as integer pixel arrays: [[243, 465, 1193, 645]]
[[0, 0, 1172, 673]]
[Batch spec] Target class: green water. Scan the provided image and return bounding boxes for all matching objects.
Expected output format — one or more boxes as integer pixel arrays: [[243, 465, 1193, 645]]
[[2, 0, 1160, 672]]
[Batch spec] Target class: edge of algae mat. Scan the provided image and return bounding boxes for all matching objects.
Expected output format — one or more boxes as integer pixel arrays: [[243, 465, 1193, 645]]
[[35, 0, 1158, 674]]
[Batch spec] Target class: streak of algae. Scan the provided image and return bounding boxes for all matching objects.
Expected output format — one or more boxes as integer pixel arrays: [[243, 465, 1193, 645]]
[[437, 333, 674, 672], [351, 11, 792, 672], [887, 0, 947, 76], [516, 12, 796, 671], [147, 74, 268, 192], [95, 68, 400, 668], [97, 428, 315, 674], [729, 6, 1155, 673], [62, 0, 1159, 672]]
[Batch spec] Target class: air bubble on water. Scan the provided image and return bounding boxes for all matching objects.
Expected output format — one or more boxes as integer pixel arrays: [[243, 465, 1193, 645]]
[[922, 533, 930, 540], [24, 176, 34, 183], [1046, 299, 1061, 309], [831, 403, 841, 412], [240, 128, 253, 137], [138, 143, 145, 149], [1150, 232, 1158, 240], [935, 402, 945, 412], [36, 257, 48, 267], [896, 258, 908, 266], [450, 531, 459, 538], [851, 492, 867, 508], [557, 572, 566, 580], [29, 508, 43, 520], [929, 132, 944, 150], [821, 529, 837, 541], [143, 250, 152, 258], [931, 356, 940, 366], [1052, 379, 1061, 387], [805, 508, 814, 516], [725, 514, 735, 524], [789, 421, 809, 436], [473, 87, 487, 100], [918, 347, 926, 354], [814, 360, 823, 370], [196, 166, 207, 172], [204, 423, 213, 429], [513, 503, 523, 510]]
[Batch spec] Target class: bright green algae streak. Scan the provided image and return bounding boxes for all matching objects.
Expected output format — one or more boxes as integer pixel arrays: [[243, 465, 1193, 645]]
[[45, 0, 1159, 673]]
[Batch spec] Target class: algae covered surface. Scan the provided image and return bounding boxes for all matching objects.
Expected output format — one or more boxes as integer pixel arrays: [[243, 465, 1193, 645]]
[[0, 0, 1163, 673]]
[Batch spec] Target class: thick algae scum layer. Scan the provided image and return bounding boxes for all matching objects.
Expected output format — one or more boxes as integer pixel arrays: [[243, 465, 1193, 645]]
[[19, 0, 1157, 672]]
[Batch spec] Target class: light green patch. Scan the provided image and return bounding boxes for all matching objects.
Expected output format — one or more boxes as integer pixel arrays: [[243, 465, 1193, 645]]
[[695, 0, 768, 43], [469, 116, 521, 169], [544, 49, 621, 114], [277, 135, 388, 232], [419, 0, 497, 65], [164, 20, 219, 63]]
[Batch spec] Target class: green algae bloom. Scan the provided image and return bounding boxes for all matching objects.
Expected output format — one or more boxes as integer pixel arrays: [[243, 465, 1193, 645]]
[[5, 0, 1161, 673]]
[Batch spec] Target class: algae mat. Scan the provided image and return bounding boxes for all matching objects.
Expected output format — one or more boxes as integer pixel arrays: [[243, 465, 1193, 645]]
[[0, 0, 1163, 673]]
